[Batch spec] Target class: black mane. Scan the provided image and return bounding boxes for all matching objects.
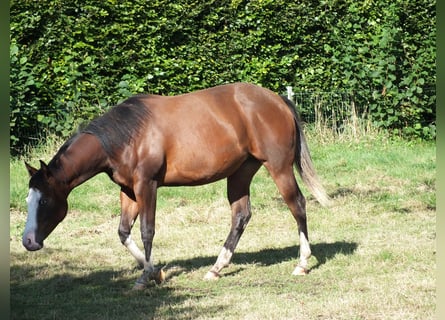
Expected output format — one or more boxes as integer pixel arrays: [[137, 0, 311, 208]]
[[82, 95, 151, 157]]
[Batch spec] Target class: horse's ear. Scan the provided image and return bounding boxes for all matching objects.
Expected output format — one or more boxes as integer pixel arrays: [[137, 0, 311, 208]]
[[24, 162, 38, 177], [39, 160, 50, 176]]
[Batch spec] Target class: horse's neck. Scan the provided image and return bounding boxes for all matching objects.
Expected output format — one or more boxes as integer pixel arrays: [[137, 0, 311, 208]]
[[50, 134, 109, 192]]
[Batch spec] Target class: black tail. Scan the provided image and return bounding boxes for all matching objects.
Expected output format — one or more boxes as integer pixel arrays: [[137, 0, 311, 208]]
[[280, 95, 331, 207]]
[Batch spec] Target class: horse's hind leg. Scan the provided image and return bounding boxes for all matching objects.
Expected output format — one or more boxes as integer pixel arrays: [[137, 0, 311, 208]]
[[204, 159, 261, 280], [118, 189, 150, 270], [266, 164, 311, 275]]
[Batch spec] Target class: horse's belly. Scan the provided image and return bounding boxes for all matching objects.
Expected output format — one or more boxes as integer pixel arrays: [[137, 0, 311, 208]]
[[162, 150, 248, 186]]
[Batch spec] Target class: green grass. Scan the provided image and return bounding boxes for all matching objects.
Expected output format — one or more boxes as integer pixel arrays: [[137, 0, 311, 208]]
[[10, 134, 436, 319]]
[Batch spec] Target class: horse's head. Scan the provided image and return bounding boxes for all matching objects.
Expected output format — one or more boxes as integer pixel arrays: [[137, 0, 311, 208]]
[[22, 161, 68, 251]]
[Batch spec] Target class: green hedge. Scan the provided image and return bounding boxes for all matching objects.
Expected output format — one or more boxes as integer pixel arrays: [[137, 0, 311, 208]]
[[10, 0, 436, 154]]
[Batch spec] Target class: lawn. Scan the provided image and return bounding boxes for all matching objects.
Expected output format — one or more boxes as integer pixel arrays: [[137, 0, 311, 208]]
[[10, 135, 436, 319]]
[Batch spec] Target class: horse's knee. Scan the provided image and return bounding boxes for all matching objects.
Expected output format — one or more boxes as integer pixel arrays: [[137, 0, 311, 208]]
[[118, 227, 130, 245]]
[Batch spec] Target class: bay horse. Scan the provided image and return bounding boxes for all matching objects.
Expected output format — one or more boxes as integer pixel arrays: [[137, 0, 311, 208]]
[[23, 82, 330, 289]]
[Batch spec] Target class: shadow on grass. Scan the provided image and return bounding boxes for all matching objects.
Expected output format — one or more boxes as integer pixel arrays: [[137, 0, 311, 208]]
[[164, 241, 358, 276], [10, 241, 357, 319], [10, 251, 225, 320]]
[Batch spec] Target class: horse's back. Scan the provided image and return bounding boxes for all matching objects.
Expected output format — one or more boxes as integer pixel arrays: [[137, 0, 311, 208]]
[[147, 83, 294, 140]]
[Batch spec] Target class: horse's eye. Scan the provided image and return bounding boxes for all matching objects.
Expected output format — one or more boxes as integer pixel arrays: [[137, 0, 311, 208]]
[[39, 198, 47, 206]]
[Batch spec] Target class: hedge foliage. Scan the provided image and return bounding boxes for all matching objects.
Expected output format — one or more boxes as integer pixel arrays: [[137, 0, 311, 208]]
[[10, 0, 436, 154]]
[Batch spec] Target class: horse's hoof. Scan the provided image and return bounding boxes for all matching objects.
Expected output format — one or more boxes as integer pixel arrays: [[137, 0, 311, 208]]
[[132, 269, 152, 290], [292, 266, 309, 276], [203, 270, 220, 280], [132, 282, 147, 291], [150, 268, 166, 284]]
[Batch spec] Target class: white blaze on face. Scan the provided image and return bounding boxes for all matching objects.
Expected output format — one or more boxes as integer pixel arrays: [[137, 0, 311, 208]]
[[24, 188, 41, 236]]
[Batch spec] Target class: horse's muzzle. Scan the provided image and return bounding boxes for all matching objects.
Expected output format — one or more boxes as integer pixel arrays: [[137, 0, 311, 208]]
[[22, 232, 43, 251]]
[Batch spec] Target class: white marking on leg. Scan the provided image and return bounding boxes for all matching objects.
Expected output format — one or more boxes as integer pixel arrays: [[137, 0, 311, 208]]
[[204, 247, 233, 280], [124, 236, 145, 263], [292, 231, 311, 275], [215, 247, 233, 268], [299, 230, 311, 267], [124, 236, 152, 270], [132, 241, 156, 289]]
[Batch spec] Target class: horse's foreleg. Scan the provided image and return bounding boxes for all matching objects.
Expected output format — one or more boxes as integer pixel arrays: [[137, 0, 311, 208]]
[[133, 180, 159, 289], [118, 190, 147, 269], [204, 160, 260, 280]]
